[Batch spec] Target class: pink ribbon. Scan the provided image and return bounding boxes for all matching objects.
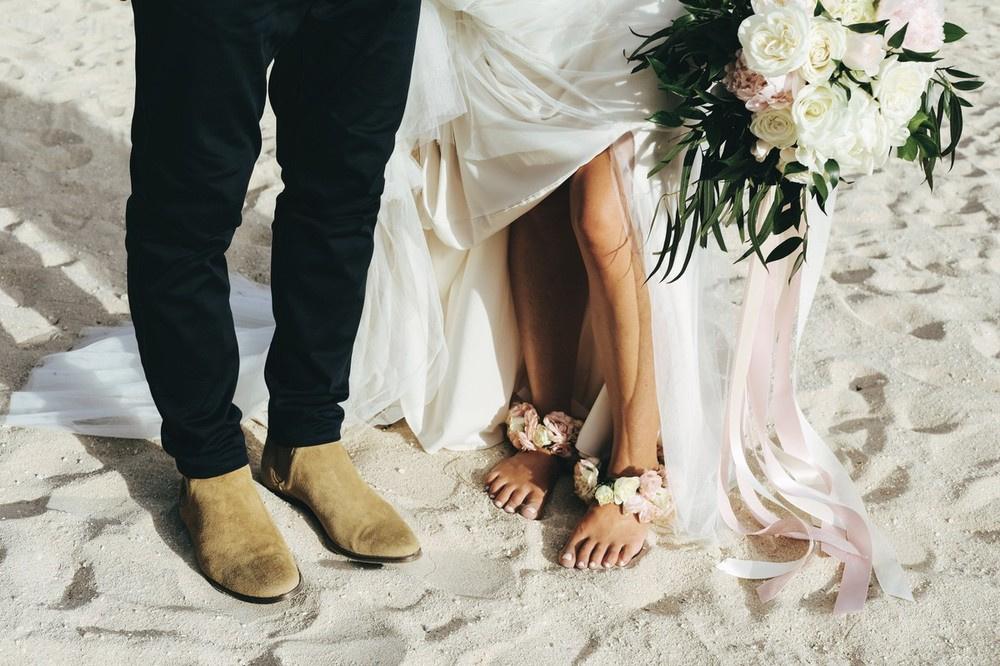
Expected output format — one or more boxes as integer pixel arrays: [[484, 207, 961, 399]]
[[717, 195, 913, 614]]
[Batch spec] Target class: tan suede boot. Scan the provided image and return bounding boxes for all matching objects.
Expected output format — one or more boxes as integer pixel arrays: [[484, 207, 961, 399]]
[[179, 465, 301, 603], [260, 441, 421, 564]]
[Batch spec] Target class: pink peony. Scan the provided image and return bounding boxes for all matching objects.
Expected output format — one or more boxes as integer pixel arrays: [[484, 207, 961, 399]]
[[725, 51, 803, 112], [877, 0, 946, 53], [511, 431, 535, 451], [638, 469, 663, 496], [622, 494, 646, 516], [542, 411, 582, 445]]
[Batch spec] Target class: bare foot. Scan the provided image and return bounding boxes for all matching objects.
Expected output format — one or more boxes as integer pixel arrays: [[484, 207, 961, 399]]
[[484, 450, 562, 520], [559, 502, 648, 569]]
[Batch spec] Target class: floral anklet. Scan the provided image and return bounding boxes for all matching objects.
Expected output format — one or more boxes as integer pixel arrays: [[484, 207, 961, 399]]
[[505, 402, 583, 459], [573, 457, 674, 525]]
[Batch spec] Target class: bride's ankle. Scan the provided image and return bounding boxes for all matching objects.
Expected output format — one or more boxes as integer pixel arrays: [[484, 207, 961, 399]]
[[606, 458, 660, 478]]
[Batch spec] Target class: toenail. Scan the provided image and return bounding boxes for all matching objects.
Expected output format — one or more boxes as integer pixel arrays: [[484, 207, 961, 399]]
[[504, 506, 515, 513], [561, 552, 573, 561], [576, 562, 587, 569]]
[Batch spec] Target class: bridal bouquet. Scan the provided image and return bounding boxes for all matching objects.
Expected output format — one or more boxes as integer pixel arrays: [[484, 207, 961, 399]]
[[629, 0, 981, 276]]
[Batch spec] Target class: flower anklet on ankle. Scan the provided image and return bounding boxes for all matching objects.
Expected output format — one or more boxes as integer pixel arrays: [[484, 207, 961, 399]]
[[505, 402, 583, 459], [573, 457, 674, 525]]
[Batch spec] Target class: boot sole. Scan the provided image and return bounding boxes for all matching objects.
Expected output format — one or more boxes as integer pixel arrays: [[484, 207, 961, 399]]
[[266, 486, 423, 565], [202, 567, 303, 604]]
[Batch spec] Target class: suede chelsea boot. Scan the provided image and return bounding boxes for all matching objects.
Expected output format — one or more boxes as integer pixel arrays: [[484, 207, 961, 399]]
[[179, 465, 300, 602], [260, 441, 421, 564]]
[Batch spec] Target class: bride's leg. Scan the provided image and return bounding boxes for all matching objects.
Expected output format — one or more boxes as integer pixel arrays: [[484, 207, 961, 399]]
[[561, 148, 660, 569], [484, 182, 588, 519]]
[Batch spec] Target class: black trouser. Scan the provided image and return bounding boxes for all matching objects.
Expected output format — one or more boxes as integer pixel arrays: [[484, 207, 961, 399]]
[[125, 0, 419, 478]]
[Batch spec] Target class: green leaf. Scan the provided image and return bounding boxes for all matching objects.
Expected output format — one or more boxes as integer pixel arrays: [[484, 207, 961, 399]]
[[952, 80, 984, 91], [944, 68, 978, 79], [765, 237, 804, 265], [848, 20, 889, 34], [888, 24, 908, 50], [943, 22, 968, 43], [898, 138, 919, 161]]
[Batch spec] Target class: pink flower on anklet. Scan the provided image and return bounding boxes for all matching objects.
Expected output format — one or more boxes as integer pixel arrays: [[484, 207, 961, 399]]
[[574, 461, 674, 525], [506, 403, 582, 459]]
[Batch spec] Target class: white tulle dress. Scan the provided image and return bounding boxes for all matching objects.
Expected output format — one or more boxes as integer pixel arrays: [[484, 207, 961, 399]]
[[3, 0, 911, 612]]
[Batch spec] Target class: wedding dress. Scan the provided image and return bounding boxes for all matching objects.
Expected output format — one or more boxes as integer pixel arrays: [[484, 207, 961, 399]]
[[3, 0, 911, 612]]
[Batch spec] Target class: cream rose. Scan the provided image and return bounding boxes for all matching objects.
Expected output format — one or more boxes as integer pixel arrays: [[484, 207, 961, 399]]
[[751, 107, 799, 154], [612, 476, 641, 505], [792, 82, 849, 151], [738, 7, 813, 77], [594, 485, 615, 506], [873, 59, 932, 127], [822, 0, 876, 25], [802, 18, 848, 82]]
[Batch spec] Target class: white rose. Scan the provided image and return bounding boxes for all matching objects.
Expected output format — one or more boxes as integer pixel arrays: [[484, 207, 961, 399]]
[[751, 0, 817, 12], [594, 485, 615, 506], [831, 87, 892, 176], [507, 416, 525, 433], [842, 32, 886, 77], [738, 8, 813, 78], [751, 107, 799, 152], [792, 82, 850, 152], [531, 426, 551, 448], [802, 18, 848, 82], [873, 59, 932, 127], [822, 0, 876, 25], [612, 476, 641, 505]]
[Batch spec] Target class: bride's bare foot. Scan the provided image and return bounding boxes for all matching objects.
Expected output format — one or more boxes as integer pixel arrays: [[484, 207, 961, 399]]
[[559, 502, 648, 569], [484, 450, 562, 520]]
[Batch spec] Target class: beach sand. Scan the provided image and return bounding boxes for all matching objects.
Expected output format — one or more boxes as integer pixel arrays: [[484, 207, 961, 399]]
[[0, 1, 998, 663]]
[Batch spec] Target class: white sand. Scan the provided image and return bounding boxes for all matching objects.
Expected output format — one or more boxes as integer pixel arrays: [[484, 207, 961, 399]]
[[1, 1, 998, 663]]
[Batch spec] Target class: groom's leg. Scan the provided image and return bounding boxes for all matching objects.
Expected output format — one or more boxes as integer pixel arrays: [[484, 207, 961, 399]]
[[264, 0, 421, 445], [126, 1, 304, 477]]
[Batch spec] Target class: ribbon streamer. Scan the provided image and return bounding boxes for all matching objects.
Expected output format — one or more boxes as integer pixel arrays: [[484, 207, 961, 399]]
[[717, 195, 913, 613]]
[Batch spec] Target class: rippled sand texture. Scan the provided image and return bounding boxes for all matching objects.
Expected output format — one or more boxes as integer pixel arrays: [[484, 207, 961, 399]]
[[1, 1, 998, 663]]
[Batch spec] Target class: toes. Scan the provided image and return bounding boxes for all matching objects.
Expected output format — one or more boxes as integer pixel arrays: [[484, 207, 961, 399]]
[[589, 543, 609, 570], [486, 478, 505, 499], [574, 538, 596, 570], [493, 484, 516, 509], [518, 490, 544, 520], [561, 531, 587, 568], [619, 540, 644, 567], [503, 487, 530, 514], [603, 545, 623, 569]]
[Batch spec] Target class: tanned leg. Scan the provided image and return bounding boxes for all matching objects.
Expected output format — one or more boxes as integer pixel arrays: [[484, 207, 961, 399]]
[[484, 182, 588, 519], [559, 148, 660, 569]]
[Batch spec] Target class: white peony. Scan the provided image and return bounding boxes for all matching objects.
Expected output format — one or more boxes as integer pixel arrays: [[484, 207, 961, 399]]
[[877, 0, 946, 53], [802, 18, 848, 82], [791, 82, 850, 153], [751, 107, 799, 152], [739, 7, 813, 77], [842, 32, 886, 77], [873, 59, 932, 127], [751, 0, 817, 12], [822, 0, 877, 25], [830, 87, 892, 176]]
